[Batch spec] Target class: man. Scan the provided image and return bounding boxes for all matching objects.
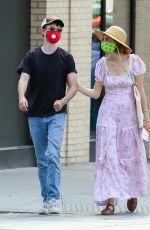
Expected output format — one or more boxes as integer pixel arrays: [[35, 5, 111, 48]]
[[17, 16, 77, 214]]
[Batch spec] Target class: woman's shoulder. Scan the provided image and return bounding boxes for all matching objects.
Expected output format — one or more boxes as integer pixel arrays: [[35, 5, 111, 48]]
[[129, 53, 143, 61], [96, 56, 106, 66], [95, 56, 107, 81], [129, 53, 144, 66], [129, 53, 146, 75]]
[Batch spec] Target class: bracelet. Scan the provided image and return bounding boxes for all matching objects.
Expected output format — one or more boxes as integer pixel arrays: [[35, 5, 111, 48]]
[[142, 108, 149, 113], [61, 97, 68, 106]]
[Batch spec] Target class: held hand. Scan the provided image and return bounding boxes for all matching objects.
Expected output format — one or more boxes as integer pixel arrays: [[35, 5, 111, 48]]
[[19, 96, 28, 112], [143, 120, 150, 132], [77, 83, 82, 92], [53, 100, 64, 112]]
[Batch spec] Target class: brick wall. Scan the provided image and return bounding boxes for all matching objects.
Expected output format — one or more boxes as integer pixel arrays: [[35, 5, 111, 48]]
[[30, 0, 92, 163], [30, 0, 46, 47]]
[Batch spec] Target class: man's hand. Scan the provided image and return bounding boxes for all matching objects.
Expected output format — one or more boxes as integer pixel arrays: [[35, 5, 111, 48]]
[[53, 100, 64, 112], [19, 96, 28, 112]]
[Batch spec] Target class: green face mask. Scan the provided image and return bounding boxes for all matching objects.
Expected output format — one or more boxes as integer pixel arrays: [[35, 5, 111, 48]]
[[101, 41, 117, 54]]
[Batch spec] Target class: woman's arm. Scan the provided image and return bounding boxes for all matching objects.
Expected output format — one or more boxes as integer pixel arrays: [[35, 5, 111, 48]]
[[136, 74, 150, 131], [78, 80, 103, 99]]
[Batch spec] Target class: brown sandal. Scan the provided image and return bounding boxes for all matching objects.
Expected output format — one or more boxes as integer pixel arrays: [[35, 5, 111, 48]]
[[127, 198, 137, 212], [101, 204, 115, 215]]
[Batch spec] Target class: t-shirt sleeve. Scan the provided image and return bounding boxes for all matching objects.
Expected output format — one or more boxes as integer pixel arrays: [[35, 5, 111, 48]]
[[95, 57, 106, 82], [17, 51, 32, 76], [66, 53, 77, 74], [132, 54, 146, 76]]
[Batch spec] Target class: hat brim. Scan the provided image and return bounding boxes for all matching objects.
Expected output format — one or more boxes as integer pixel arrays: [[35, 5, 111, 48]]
[[49, 19, 64, 27], [95, 30, 132, 53], [42, 19, 64, 29]]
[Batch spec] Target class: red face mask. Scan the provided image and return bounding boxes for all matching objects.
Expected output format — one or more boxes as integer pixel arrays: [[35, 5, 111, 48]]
[[46, 31, 61, 43]]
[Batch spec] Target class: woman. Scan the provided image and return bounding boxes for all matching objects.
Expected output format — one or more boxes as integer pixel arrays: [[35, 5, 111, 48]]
[[78, 26, 150, 215]]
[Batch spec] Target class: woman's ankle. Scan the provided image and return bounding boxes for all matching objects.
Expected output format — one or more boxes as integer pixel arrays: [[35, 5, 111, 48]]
[[107, 198, 114, 205]]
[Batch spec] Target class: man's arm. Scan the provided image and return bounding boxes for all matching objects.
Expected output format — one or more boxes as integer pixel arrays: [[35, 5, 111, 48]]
[[18, 72, 30, 111], [53, 72, 77, 112]]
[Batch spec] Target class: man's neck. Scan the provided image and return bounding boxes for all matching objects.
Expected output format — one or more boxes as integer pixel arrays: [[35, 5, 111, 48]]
[[42, 41, 57, 54]]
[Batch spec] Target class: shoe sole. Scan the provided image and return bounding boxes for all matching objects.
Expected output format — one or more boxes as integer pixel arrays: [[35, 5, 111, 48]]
[[49, 210, 61, 214], [39, 209, 49, 215]]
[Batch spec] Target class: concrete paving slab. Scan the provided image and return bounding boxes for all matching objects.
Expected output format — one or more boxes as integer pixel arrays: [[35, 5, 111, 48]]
[[0, 212, 150, 230], [0, 163, 149, 229]]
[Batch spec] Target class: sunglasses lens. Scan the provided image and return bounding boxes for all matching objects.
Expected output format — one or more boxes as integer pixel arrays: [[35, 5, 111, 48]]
[[49, 27, 62, 32], [49, 27, 55, 31]]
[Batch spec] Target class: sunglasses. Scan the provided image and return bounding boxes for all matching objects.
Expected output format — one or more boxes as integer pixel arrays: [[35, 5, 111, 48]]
[[48, 26, 63, 33]]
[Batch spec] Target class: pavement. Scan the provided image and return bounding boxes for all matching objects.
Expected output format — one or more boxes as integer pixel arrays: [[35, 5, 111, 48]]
[[0, 162, 150, 229]]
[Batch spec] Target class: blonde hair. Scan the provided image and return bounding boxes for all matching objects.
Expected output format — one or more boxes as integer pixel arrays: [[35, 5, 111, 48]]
[[116, 42, 131, 55]]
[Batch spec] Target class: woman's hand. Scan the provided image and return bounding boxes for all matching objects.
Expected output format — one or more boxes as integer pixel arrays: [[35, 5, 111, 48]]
[[143, 120, 150, 132]]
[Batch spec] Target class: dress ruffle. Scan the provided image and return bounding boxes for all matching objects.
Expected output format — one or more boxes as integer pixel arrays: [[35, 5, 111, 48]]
[[95, 125, 148, 206]]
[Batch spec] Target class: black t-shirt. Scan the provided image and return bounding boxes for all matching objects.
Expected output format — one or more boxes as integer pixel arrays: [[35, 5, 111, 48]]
[[17, 47, 77, 116]]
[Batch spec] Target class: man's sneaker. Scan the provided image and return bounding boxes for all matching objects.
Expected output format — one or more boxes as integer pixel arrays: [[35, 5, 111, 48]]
[[47, 198, 62, 214], [39, 202, 49, 215]]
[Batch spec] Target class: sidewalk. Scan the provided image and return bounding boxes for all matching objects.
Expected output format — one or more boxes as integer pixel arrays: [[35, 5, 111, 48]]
[[0, 163, 150, 229]]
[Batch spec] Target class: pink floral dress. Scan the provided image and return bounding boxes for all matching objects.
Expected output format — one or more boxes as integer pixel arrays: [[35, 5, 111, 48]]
[[94, 54, 148, 206]]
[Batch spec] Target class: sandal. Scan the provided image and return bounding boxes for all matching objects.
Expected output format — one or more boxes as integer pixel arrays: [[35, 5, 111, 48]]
[[127, 198, 137, 212], [101, 203, 115, 215]]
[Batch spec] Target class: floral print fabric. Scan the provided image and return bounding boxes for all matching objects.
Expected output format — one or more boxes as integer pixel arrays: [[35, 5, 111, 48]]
[[94, 54, 148, 206]]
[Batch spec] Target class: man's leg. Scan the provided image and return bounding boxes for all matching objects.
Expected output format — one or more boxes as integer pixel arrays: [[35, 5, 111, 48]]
[[46, 113, 66, 213], [28, 117, 48, 202]]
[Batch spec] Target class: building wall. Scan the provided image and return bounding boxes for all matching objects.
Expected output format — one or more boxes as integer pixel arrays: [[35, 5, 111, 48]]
[[113, 0, 130, 43], [0, 0, 36, 169], [31, 0, 92, 164], [30, 0, 150, 164]]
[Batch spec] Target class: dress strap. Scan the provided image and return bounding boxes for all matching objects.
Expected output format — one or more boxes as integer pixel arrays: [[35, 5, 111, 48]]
[[128, 54, 136, 85], [129, 54, 134, 74]]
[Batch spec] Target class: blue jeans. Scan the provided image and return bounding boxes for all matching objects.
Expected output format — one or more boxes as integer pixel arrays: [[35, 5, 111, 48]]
[[28, 113, 66, 202]]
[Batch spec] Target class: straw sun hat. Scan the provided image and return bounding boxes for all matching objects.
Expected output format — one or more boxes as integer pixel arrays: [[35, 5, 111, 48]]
[[95, 26, 132, 53]]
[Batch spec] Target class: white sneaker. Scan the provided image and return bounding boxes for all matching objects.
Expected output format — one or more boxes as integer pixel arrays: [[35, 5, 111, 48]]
[[39, 202, 49, 215], [47, 198, 62, 214]]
